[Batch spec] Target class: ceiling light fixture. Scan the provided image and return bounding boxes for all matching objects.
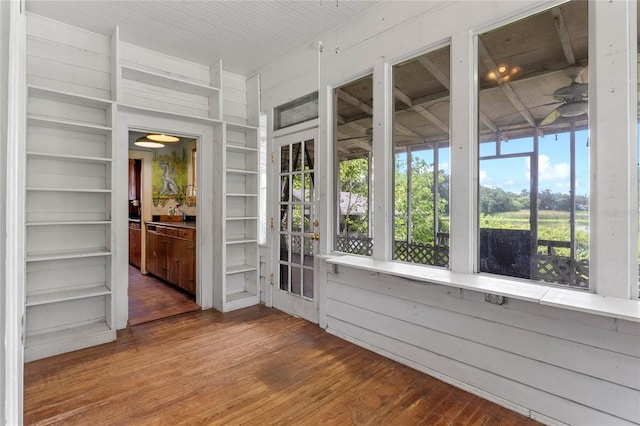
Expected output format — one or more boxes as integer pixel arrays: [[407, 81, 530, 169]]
[[486, 64, 521, 84], [146, 134, 180, 143], [134, 136, 165, 148]]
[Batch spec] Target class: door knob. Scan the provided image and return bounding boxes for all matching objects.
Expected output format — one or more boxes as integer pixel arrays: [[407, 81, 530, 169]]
[[311, 233, 320, 241]]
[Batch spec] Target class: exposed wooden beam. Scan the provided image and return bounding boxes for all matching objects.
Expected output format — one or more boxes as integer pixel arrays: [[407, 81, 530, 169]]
[[479, 111, 498, 133], [478, 38, 536, 127], [551, 7, 576, 66], [417, 54, 498, 133], [395, 122, 424, 138], [393, 86, 448, 134], [336, 88, 373, 115], [394, 87, 413, 108], [414, 105, 449, 134], [417, 56, 450, 90]]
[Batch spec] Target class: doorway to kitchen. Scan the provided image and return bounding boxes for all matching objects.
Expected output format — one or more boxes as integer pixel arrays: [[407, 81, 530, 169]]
[[127, 130, 199, 325]]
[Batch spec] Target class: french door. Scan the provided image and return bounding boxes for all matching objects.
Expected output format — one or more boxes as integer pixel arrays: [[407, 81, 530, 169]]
[[272, 129, 319, 323]]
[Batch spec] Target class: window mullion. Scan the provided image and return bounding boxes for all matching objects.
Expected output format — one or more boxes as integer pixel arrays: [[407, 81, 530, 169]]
[[449, 30, 477, 274], [589, 0, 638, 298], [372, 59, 393, 261]]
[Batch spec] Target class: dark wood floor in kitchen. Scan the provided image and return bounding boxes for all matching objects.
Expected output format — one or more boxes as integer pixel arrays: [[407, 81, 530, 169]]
[[128, 264, 200, 326], [24, 305, 541, 425]]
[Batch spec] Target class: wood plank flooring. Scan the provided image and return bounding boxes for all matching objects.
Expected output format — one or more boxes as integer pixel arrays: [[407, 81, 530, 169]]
[[24, 305, 541, 425], [128, 265, 200, 326]]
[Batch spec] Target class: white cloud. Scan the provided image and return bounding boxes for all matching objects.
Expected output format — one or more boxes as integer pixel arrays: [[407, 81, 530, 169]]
[[479, 170, 487, 183], [538, 155, 570, 181]]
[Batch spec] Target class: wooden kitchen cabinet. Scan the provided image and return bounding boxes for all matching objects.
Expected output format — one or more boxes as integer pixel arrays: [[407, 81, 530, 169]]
[[145, 223, 196, 295], [129, 221, 141, 268]]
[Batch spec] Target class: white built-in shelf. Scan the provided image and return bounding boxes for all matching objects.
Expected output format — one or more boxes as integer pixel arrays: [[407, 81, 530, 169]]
[[119, 103, 223, 125], [226, 168, 258, 175], [226, 193, 258, 197], [225, 237, 258, 245], [226, 291, 258, 303], [27, 152, 112, 164], [27, 116, 112, 135], [26, 221, 111, 227], [225, 216, 258, 221], [226, 144, 258, 153], [226, 122, 258, 133], [121, 65, 220, 96], [26, 285, 111, 307], [26, 188, 111, 193], [224, 293, 260, 312], [26, 248, 111, 263], [226, 264, 259, 275], [27, 85, 113, 109], [26, 321, 112, 348]]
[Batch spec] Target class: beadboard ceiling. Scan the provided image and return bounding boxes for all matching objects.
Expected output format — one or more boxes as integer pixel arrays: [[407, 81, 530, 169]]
[[25, 0, 381, 76]]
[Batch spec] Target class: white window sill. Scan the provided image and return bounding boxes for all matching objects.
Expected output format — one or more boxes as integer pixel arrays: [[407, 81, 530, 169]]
[[325, 255, 640, 323]]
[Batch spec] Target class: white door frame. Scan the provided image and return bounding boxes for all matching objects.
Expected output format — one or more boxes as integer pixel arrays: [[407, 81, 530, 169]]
[[117, 111, 215, 329], [270, 126, 320, 323]]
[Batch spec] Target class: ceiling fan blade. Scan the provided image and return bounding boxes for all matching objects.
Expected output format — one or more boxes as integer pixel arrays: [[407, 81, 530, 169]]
[[541, 109, 561, 126]]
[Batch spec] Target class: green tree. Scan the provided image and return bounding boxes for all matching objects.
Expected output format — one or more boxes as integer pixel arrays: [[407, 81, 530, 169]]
[[339, 158, 369, 236], [394, 155, 449, 245]]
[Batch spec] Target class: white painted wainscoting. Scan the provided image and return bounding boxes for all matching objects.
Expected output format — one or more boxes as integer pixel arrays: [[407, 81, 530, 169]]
[[324, 262, 640, 425]]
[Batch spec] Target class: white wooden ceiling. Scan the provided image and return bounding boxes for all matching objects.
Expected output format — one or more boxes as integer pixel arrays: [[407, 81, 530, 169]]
[[25, 0, 381, 76]]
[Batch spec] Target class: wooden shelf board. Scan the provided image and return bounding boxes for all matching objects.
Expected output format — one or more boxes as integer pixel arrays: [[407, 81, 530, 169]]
[[26, 248, 111, 262], [226, 264, 258, 275], [26, 284, 111, 307], [121, 65, 220, 96], [26, 221, 111, 227], [226, 168, 258, 175], [27, 116, 112, 135], [26, 187, 111, 193], [225, 122, 258, 133], [224, 292, 259, 311], [26, 321, 112, 348], [119, 103, 223, 125], [226, 144, 258, 153], [226, 193, 258, 197], [28, 85, 113, 109], [27, 151, 112, 164], [225, 238, 258, 245]]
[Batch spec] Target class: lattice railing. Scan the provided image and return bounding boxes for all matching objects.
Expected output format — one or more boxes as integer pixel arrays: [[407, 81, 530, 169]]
[[535, 255, 589, 288], [335, 236, 373, 256], [394, 240, 449, 268], [289, 235, 314, 256]]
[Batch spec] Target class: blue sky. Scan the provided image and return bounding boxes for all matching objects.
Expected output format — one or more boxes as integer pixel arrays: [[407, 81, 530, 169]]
[[479, 129, 589, 197], [401, 128, 589, 198]]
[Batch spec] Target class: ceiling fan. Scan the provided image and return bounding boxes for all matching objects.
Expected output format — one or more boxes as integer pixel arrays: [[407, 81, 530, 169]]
[[540, 67, 588, 126]]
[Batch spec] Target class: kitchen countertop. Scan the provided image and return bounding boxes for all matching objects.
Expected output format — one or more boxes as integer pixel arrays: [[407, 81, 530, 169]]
[[146, 220, 197, 229]]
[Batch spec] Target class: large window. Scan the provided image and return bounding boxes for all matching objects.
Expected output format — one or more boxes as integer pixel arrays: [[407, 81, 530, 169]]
[[334, 75, 373, 256], [393, 46, 450, 267], [477, 1, 589, 288]]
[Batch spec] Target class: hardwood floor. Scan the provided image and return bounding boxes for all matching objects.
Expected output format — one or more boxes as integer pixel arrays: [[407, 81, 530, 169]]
[[24, 305, 540, 425], [128, 265, 200, 326]]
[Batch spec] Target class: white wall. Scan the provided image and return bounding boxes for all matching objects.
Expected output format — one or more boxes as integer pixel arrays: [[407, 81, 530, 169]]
[[259, 1, 640, 424], [0, 2, 8, 423]]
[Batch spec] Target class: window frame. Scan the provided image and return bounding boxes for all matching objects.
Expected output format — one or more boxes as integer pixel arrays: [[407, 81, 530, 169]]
[[326, 0, 638, 304]]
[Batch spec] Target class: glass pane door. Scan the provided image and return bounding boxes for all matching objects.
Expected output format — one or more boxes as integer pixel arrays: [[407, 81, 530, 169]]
[[273, 130, 318, 323]]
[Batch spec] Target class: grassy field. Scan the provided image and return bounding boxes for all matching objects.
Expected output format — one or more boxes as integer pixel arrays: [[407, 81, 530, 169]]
[[480, 209, 590, 259]]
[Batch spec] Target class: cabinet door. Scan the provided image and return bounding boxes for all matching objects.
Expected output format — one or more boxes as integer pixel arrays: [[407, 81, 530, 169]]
[[166, 236, 183, 286], [129, 227, 141, 267], [146, 231, 160, 277], [181, 237, 196, 294]]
